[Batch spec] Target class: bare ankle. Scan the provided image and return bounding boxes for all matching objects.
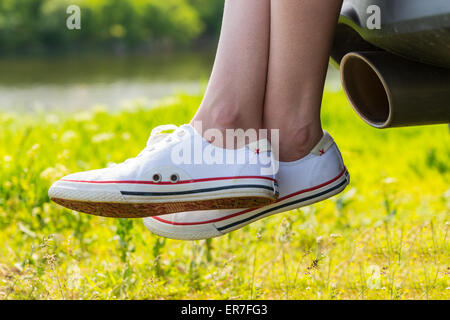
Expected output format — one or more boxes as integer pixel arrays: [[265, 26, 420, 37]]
[[276, 124, 323, 162], [194, 103, 260, 131], [191, 104, 263, 149]]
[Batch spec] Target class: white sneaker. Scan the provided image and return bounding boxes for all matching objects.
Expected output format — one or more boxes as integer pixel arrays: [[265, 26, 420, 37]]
[[143, 131, 350, 240], [49, 124, 278, 218]]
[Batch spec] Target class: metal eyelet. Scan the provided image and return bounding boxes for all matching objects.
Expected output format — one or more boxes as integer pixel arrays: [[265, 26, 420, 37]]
[[152, 173, 162, 183], [170, 173, 180, 183]]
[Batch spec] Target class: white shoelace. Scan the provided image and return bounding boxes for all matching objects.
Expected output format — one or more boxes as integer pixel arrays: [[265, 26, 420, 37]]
[[108, 124, 186, 168]]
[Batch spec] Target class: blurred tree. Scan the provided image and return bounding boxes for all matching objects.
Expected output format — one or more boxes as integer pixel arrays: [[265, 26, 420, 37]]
[[188, 0, 224, 37], [0, 0, 224, 54]]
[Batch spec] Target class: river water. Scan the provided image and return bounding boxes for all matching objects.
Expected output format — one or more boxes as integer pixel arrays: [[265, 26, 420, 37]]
[[0, 50, 341, 112]]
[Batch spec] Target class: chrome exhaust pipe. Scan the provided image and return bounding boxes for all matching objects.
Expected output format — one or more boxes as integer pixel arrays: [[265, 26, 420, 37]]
[[340, 51, 450, 128]]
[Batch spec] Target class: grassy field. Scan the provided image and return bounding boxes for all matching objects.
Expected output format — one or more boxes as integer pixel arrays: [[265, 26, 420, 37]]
[[0, 90, 448, 300]]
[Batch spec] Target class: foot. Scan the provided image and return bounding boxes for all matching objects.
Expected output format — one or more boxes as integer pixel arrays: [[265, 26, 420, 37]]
[[49, 124, 279, 218], [142, 131, 350, 239]]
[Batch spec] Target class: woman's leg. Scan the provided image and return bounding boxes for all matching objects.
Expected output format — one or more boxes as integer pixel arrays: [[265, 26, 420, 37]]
[[191, 0, 270, 143], [141, 1, 352, 237], [263, 0, 343, 161]]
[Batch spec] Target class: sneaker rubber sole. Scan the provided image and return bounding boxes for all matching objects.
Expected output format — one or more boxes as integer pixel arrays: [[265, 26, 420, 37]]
[[49, 176, 278, 218]]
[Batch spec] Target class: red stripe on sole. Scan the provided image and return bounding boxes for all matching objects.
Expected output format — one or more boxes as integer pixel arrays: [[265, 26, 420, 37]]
[[152, 168, 347, 226]]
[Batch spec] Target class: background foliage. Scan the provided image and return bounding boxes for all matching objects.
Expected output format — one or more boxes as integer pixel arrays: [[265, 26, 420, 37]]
[[0, 91, 448, 299], [0, 0, 224, 54]]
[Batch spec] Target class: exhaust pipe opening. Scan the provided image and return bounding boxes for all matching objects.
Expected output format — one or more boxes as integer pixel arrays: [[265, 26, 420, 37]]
[[341, 54, 390, 127], [340, 51, 450, 128]]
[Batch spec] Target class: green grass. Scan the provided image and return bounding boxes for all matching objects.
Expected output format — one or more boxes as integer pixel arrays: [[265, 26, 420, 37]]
[[0, 91, 448, 299]]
